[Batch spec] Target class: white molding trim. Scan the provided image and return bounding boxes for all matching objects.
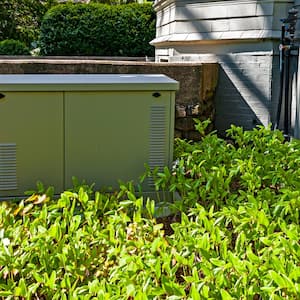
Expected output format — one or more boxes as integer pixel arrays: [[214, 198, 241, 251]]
[[151, 30, 281, 46]]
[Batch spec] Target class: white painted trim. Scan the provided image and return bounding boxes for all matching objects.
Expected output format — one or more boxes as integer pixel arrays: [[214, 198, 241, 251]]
[[151, 30, 281, 46]]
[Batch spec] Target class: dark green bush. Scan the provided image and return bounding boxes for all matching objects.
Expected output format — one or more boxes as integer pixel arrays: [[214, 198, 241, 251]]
[[0, 0, 56, 46], [0, 39, 31, 55], [39, 3, 156, 56]]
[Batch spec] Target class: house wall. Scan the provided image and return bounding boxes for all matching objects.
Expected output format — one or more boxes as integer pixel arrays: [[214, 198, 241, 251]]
[[151, 0, 298, 135]]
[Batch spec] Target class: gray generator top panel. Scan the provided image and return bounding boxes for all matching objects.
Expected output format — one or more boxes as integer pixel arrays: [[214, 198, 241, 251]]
[[0, 74, 179, 92]]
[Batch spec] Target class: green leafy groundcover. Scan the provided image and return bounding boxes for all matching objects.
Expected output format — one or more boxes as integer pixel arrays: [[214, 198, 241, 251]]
[[0, 121, 300, 299]]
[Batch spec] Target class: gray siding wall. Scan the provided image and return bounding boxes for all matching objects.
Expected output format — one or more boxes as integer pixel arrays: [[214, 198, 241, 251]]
[[152, 0, 298, 134], [153, 0, 293, 47]]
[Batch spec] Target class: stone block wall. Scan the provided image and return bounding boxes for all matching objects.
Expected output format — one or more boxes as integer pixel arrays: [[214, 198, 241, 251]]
[[0, 58, 218, 140]]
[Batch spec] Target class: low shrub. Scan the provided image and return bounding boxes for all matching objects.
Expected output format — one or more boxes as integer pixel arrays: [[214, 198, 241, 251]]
[[0, 123, 299, 299], [39, 3, 156, 56], [0, 40, 31, 55]]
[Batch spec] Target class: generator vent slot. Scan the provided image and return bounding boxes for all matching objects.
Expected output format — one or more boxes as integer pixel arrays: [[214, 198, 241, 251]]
[[0, 144, 17, 190], [148, 106, 167, 187]]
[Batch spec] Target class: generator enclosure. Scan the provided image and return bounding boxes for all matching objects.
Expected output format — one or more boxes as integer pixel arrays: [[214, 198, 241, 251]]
[[0, 74, 178, 198]]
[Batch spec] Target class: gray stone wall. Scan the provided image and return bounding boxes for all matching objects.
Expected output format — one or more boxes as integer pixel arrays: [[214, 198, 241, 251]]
[[151, 0, 298, 135], [0, 58, 218, 140]]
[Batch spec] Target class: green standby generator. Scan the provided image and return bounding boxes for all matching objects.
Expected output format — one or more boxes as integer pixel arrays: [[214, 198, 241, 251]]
[[0, 74, 179, 198]]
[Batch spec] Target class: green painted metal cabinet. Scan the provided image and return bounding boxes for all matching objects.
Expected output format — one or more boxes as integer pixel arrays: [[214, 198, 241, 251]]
[[0, 74, 178, 198]]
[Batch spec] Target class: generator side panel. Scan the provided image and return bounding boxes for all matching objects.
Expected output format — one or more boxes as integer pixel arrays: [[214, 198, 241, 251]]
[[0, 92, 64, 198]]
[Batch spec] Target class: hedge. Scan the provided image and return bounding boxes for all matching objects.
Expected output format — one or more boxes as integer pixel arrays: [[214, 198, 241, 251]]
[[39, 3, 156, 57]]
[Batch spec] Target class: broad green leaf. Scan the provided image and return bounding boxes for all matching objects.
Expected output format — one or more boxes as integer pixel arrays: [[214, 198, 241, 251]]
[[161, 275, 185, 297], [88, 279, 100, 294], [49, 222, 62, 241], [133, 211, 142, 223], [69, 215, 82, 233], [259, 237, 272, 246], [210, 258, 226, 267], [235, 232, 246, 252], [192, 266, 200, 282], [220, 289, 233, 300], [0, 291, 13, 297], [246, 247, 260, 264], [200, 284, 209, 298], [78, 187, 89, 205], [228, 252, 245, 273], [270, 256, 285, 274], [47, 271, 57, 289], [32, 272, 44, 283], [154, 258, 162, 279], [268, 270, 293, 289], [59, 291, 67, 300], [14, 278, 27, 297], [28, 283, 40, 296], [257, 210, 269, 228], [126, 284, 135, 297], [127, 191, 136, 202], [135, 289, 148, 300], [146, 198, 155, 217], [220, 240, 228, 259], [190, 283, 201, 300]]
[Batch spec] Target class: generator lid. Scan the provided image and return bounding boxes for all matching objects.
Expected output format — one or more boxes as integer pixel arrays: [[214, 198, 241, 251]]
[[0, 74, 179, 91]]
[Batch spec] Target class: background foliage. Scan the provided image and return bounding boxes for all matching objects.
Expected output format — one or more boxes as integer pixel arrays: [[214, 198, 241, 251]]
[[0, 0, 57, 47], [39, 3, 156, 56]]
